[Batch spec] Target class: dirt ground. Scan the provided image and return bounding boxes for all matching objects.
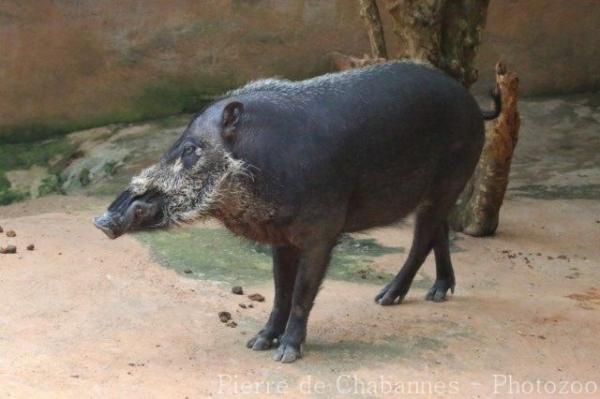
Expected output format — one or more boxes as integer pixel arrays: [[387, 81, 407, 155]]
[[1, 94, 600, 398], [1, 193, 599, 398]]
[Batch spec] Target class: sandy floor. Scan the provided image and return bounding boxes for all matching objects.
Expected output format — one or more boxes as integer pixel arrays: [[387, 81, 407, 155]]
[[1, 194, 599, 398]]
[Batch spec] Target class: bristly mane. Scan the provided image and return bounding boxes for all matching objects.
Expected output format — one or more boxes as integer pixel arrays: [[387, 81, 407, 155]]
[[230, 59, 435, 98]]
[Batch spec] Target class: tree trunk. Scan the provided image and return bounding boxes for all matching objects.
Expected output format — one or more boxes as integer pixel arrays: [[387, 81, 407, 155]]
[[385, 0, 444, 63], [359, 0, 388, 59], [450, 62, 521, 236], [385, 0, 489, 88]]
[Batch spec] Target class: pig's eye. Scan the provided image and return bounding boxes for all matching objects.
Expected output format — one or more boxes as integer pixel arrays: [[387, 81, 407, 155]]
[[181, 143, 200, 168], [182, 144, 196, 157], [134, 205, 144, 219]]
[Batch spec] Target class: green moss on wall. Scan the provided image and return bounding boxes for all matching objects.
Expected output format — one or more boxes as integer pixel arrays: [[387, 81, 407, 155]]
[[0, 138, 75, 171], [0, 77, 234, 145], [0, 174, 26, 205], [0, 137, 76, 204]]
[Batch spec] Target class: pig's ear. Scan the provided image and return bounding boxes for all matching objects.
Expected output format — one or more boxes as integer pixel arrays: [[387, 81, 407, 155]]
[[221, 101, 244, 141]]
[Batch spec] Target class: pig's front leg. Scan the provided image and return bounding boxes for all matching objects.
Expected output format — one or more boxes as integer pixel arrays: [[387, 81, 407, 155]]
[[273, 240, 335, 363], [247, 246, 300, 350]]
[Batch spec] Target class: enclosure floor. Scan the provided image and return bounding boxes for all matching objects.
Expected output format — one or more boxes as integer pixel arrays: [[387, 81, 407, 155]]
[[0, 194, 598, 398], [1, 93, 600, 398]]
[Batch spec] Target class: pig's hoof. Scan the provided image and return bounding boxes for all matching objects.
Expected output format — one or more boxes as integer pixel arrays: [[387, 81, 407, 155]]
[[374, 283, 408, 306], [273, 342, 302, 363], [425, 280, 455, 302], [246, 334, 277, 351]]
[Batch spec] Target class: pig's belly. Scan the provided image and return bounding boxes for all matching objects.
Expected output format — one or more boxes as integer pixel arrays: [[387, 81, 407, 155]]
[[342, 178, 430, 232]]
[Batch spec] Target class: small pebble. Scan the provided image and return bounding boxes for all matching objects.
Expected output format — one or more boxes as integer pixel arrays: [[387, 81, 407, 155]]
[[27, 244, 35, 251], [248, 293, 265, 302], [0, 245, 17, 254], [183, 269, 192, 274], [226, 320, 237, 328], [6, 230, 16, 237], [218, 311, 232, 323], [231, 286, 244, 295], [239, 303, 247, 309], [0, 226, 3, 233]]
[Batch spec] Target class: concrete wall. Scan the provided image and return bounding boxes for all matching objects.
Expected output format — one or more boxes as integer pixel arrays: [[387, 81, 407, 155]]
[[1, 0, 599, 142], [473, 0, 600, 95]]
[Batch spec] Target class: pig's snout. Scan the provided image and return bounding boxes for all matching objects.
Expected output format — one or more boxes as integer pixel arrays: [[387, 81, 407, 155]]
[[94, 212, 122, 239], [94, 191, 165, 239]]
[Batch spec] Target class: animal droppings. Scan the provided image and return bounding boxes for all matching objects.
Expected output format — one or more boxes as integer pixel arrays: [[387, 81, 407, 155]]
[[0, 245, 17, 254], [248, 293, 265, 302], [218, 311, 232, 323], [232, 286, 244, 295]]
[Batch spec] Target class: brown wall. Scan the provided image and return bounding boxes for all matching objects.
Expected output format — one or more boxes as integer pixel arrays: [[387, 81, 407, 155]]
[[474, 0, 600, 95], [1, 0, 599, 142]]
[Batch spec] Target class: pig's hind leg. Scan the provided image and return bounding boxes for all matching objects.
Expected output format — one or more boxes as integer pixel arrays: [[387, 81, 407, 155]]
[[375, 204, 444, 305], [247, 246, 301, 351], [425, 221, 456, 302], [375, 171, 465, 305]]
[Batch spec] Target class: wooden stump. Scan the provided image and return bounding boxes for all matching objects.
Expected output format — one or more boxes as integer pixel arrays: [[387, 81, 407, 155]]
[[450, 62, 520, 236]]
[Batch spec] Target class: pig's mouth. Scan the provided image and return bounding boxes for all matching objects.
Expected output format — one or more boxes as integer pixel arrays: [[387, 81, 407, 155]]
[[93, 189, 166, 239]]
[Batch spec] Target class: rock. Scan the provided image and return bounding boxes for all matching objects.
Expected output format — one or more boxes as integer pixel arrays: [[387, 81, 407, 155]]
[[6, 230, 16, 237], [226, 320, 237, 328], [231, 285, 244, 295], [183, 269, 193, 274], [218, 311, 232, 323], [0, 245, 17, 254], [0, 226, 3, 233], [239, 303, 247, 309], [27, 244, 35, 251], [248, 293, 265, 302]]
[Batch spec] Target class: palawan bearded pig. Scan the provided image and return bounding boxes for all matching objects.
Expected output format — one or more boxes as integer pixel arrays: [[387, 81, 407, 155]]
[[94, 61, 500, 363]]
